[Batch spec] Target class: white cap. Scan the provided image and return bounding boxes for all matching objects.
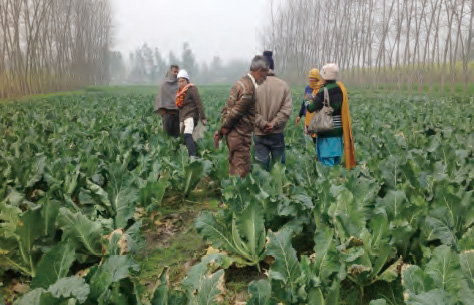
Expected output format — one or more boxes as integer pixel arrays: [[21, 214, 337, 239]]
[[321, 63, 339, 81], [177, 69, 190, 80]]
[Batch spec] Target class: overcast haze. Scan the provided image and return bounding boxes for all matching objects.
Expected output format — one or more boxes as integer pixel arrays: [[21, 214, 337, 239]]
[[112, 0, 269, 63]]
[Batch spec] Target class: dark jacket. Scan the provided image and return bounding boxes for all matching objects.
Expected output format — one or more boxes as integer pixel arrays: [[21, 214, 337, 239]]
[[307, 81, 343, 138], [178, 86, 206, 123], [154, 70, 179, 112]]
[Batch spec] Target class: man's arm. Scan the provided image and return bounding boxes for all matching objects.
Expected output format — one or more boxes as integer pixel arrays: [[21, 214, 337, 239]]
[[154, 84, 163, 112], [220, 83, 254, 131]]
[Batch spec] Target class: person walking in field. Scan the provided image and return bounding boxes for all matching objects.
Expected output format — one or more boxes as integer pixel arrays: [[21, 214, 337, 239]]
[[306, 63, 356, 168], [214, 55, 269, 178], [296, 69, 325, 145], [175, 69, 207, 157], [254, 51, 292, 169], [155, 65, 180, 137]]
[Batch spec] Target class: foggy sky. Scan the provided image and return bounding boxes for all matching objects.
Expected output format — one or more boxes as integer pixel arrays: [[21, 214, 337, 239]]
[[112, 0, 269, 63]]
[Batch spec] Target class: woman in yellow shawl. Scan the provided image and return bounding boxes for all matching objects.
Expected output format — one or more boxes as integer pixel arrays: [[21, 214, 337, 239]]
[[296, 69, 325, 143], [306, 64, 356, 169]]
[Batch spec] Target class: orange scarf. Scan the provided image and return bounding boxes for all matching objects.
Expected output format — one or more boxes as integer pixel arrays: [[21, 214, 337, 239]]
[[337, 81, 356, 169], [175, 84, 194, 108]]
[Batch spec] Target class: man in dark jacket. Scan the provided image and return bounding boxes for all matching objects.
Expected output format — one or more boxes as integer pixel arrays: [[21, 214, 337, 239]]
[[214, 55, 269, 178], [154, 65, 180, 137]]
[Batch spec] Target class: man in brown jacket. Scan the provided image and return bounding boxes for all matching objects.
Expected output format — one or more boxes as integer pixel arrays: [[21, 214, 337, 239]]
[[254, 51, 292, 169], [214, 55, 269, 178]]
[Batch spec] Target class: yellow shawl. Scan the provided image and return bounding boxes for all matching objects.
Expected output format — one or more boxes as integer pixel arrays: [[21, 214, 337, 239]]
[[337, 81, 356, 169]]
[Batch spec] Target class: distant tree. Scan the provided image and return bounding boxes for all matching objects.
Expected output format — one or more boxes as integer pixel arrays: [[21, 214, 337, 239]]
[[109, 51, 126, 84], [181, 42, 198, 77], [168, 50, 180, 68]]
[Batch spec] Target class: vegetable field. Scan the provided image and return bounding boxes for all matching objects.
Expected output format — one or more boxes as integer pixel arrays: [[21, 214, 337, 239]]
[[0, 87, 473, 305]]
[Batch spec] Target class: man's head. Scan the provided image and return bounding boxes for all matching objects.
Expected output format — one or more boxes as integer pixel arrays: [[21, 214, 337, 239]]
[[263, 51, 274, 71], [177, 69, 190, 89], [249, 55, 269, 85], [170, 65, 180, 77]]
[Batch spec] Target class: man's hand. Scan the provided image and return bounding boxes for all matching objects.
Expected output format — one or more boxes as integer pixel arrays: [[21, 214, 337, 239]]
[[304, 93, 309, 100], [295, 116, 301, 125], [214, 131, 222, 149], [201, 119, 207, 126], [263, 122, 273, 134]]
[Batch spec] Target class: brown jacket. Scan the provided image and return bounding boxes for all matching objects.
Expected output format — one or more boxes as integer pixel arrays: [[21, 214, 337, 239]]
[[254, 75, 292, 135], [220, 75, 256, 136], [178, 86, 206, 123]]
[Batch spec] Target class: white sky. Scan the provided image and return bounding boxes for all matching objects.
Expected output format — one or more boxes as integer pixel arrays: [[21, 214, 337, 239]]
[[111, 0, 270, 63]]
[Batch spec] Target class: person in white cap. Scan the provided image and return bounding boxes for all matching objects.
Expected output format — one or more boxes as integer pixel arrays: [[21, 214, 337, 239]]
[[306, 63, 356, 169], [175, 69, 207, 157]]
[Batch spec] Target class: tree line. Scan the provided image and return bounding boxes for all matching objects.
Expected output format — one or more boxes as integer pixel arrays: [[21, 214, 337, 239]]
[[109, 43, 251, 86], [0, 0, 111, 99], [261, 0, 474, 92]]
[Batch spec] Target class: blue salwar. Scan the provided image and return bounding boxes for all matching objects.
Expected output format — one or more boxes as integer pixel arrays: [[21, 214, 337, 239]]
[[316, 136, 343, 166]]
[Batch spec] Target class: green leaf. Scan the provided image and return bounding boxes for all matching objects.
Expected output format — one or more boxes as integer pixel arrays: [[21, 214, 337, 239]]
[[193, 269, 225, 305], [401, 265, 435, 298], [232, 200, 266, 266], [106, 164, 139, 228], [406, 289, 456, 305], [57, 208, 103, 256], [425, 245, 463, 293], [32, 241, 76, 289], [47, 276, 90, 303], [182, 159, 212, 196], [460, 250, 474, 290], [313, 226, 339, 284], [16, 207, 45, 276], [182, 254, 234, 290], [13, 288, 45, 305], [0, 200, 21, 238], [266, 229, 302, 302], [88, 255, 139, 300], [40, 198, 60, 237], [328, 188, 365, 238], [369, 299, 387, 305], [151, 268, 169, 305], [247, 280, 274, 305]]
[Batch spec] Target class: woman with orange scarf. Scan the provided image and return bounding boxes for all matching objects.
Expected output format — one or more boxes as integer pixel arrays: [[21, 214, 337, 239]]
[[296, 69, 325, 144], [306, 64, 356, 169], [175, 69, 207, 157]]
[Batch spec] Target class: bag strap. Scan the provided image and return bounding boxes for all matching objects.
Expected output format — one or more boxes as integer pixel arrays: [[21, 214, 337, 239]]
[[323, 87, 331, 107]]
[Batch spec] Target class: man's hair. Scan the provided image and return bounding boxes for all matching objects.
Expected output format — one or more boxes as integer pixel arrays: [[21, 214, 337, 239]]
[[170, 65, 179, 70], [250, 55, 269, 72]]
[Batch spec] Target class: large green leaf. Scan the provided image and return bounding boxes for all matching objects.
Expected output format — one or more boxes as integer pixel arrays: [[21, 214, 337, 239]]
[[32, 241, 76, 289], [57, 207, 103, 256], [182, 159, 212, 196], [192, 269, 225, 305], [231, 200, 266, 267], [247, 280, 275, 305], [16, 207, 45, 276], [88, 255, 139, 300], [460, 250, 474, 290], [266, 229, 302, 303], [312, 226, 340, 284], [106, 163, 139, 228], [47, 276, 90, 303]]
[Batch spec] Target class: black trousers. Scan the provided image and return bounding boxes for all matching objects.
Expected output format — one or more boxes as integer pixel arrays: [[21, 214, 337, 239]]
[[161, 111, 180, 138]]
